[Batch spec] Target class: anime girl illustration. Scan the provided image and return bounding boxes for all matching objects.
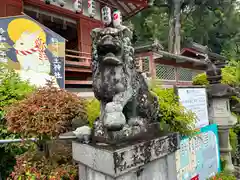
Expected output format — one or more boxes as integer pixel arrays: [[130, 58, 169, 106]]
[[7, 17, 59, 87]]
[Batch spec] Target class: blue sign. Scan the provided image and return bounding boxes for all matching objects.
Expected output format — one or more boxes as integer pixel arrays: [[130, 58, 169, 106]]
[[176, 124, 221, 180]]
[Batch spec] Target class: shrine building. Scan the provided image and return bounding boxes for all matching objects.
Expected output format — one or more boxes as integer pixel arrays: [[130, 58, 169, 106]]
[[0, 0, 225, 96]]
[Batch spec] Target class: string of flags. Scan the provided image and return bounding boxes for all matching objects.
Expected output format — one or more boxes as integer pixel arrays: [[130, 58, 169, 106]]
[[44, 0, 122, 27]]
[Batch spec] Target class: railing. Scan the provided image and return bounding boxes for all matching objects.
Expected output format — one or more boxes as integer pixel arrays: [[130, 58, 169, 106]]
[[65, 49, 91, 67], [64, 49, 92, 85], [0, 136, 77, 144], [154, 63, 204, 85]]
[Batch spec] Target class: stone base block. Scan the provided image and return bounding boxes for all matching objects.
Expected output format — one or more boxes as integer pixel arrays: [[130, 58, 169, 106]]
[[72, 133, 180, 180]]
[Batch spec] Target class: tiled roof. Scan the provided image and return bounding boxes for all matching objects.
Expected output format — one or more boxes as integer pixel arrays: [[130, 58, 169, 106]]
[[99, 0, 148, 19]]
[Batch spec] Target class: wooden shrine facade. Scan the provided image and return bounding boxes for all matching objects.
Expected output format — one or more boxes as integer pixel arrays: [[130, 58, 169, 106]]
[[135, 41, 227, 88], [0, 0, 226, 93], [0, 0, 148, 89]]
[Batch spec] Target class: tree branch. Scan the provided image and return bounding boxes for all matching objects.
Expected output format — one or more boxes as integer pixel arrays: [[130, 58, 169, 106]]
[[182, 5, 196, 21]]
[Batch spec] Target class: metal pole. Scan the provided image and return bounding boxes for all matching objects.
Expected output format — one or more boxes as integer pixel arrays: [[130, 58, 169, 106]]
[[0, 138, 36, 144], [0, 136, 77, 144]]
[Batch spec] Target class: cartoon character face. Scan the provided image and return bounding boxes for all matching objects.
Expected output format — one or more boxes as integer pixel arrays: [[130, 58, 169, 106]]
[[14, 31, 40, 51]]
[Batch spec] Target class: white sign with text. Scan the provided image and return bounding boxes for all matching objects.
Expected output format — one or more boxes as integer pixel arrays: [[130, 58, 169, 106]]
[[177, 87, 209, 129]]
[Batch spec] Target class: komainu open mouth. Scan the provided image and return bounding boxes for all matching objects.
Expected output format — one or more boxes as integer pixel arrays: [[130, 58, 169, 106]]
[[97, 35, 122, 65]]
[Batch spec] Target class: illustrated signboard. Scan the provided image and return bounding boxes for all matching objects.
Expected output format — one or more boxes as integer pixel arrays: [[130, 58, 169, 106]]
[[175, 124, 221, 180], [0, 15, 65, 88], [176, 86, 209, 129]]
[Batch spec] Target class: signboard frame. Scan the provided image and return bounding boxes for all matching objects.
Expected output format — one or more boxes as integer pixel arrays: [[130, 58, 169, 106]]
[[176, 124, 221, 180], [174, 85, 209, 129], [0, 14, 66, 88]]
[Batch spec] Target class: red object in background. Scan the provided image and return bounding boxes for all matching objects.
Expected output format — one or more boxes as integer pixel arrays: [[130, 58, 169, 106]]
[[113, 13, 118, 20], [88, 0, 90, 8], [191, 175, 199, 180]]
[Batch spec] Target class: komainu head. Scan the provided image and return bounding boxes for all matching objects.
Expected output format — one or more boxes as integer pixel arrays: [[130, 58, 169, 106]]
[[91, 26, 134, 68]]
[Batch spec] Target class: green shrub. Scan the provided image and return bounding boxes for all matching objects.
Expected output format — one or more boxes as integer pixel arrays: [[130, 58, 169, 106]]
[[5, 82, 87, 138], [0, 63, 35, 110], [231, 112, 240, 155], [222, 63, 238, 87], [8, 148, 77, 180], [0, 63, 84, 179], [4, 82, 86, 179], [0, 63, 35, 179], [150, 85, 196, 136], [208, 171, 236, 180], [229, 128, 238, 153], [192, 60, 239, 87], [86, 98, 100, 128], [192, 73, 209, 86]]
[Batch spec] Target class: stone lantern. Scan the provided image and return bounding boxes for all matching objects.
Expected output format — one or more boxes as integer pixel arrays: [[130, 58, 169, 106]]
[[207, 59, 237, 173]]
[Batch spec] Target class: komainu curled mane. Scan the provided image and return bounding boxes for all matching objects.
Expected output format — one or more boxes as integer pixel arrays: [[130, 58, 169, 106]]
[[91, 25, 160, 141]]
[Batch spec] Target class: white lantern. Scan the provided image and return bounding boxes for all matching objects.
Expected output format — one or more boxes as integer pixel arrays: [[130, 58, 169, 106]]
[[57, 0, 66, 7], [73, 0, 82, 13], [113, 10, 122, 27], [101, 6, 112, 26], [88, 0, 96, 18]]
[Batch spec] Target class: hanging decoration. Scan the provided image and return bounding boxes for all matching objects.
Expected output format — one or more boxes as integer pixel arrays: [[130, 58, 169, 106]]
[[113, 10, 122, 27], [73, 0, 82, 13], [57, 0, 66, 7], [101, 6, 111, 26], [88, 0, 96, 18]]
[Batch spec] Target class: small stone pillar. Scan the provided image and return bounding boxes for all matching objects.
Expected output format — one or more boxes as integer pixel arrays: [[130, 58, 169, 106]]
[[207, 60, 237, 172], [72, 133, 180, 180]]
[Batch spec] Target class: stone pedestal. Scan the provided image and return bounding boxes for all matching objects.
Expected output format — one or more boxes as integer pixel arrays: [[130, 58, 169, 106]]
[[72, 133, 180, 180], [208, 94, 237, 173], [218, 126, 235, 172]]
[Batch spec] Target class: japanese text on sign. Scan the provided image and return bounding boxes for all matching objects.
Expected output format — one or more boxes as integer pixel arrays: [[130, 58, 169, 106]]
[[51, 38, 62, 79], [177, 87, 209, 129]]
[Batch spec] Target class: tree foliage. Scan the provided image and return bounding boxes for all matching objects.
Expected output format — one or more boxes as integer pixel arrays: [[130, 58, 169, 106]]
[[193, 60, 240, 87], [131, 0, 240, 57]]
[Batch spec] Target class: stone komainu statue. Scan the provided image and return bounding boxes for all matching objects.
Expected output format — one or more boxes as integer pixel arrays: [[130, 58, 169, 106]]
[[90, 25, 159, 141]]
